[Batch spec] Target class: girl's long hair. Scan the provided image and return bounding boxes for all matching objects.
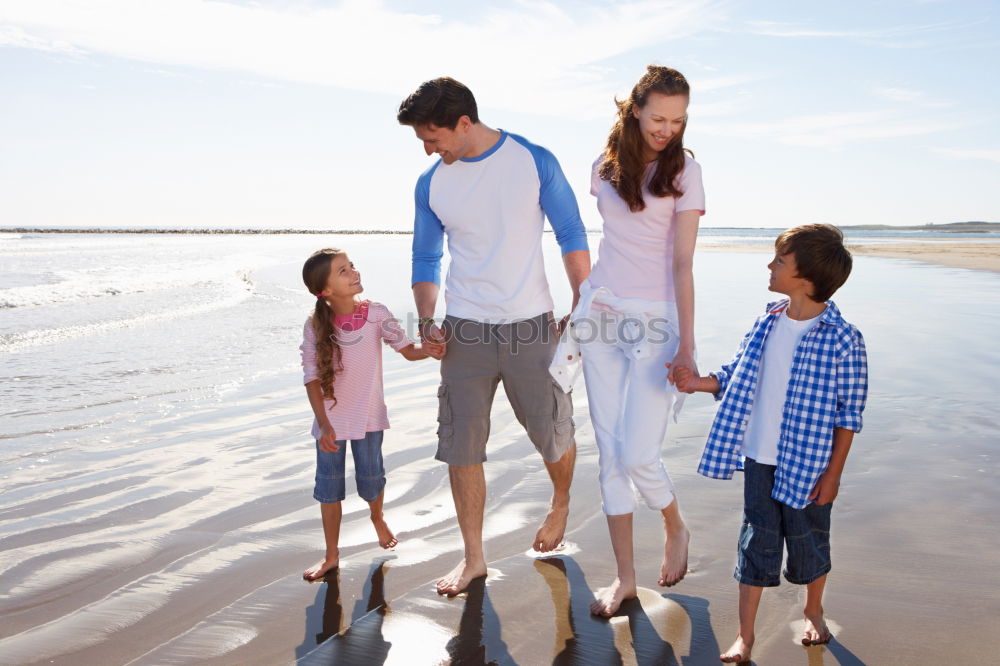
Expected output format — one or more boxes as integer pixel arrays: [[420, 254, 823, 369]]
[[599, 65, 692, 212], [302, 249, 345, 404]]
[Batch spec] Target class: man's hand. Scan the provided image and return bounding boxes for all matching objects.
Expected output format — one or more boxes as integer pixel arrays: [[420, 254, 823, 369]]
[[419, 321, 447, 359], [808, 470, 841, 505], [556, 313, 571, 336], [318, 424, 340, 453]]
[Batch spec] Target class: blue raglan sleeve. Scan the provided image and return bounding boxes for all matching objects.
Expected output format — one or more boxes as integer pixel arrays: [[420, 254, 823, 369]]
[[522, 140, 589, 255], [411, 168, 445, 286], [834, 327, 868, 432]]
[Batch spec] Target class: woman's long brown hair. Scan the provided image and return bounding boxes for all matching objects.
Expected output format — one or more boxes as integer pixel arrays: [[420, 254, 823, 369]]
[[302, 249, 345, 404], [599, 65, 693, 213]]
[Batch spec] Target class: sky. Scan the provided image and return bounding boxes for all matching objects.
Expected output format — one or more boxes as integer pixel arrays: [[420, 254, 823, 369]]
[[1, 0, 998, 231]]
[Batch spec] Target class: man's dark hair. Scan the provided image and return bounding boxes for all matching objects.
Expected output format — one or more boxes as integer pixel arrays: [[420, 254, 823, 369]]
[[397, 77, 479, 129], [775, 223, 853, 302]]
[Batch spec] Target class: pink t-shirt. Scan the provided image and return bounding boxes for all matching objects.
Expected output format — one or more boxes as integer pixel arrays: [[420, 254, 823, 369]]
[[588, 155, 705, 302], [300, 301, 411, 441]]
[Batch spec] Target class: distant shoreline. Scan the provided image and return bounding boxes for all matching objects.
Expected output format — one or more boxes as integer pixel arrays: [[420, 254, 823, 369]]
[[2, 221, 998, 235]]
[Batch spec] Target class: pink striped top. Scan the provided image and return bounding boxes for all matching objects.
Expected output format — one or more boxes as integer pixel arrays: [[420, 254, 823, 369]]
[[300, 301, 411, 441]]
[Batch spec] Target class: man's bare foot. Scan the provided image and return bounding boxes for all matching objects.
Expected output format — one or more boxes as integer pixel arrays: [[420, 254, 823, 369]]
[[435, 558, 487, 596], [371, 515, 398, 549], [303, 554, 339, 582], [658, 525, 690, 586], [533, 503, 569, 552], [802, 610, 832, 645], [589, 576, 637, 617], [720, 634, 753, 663]]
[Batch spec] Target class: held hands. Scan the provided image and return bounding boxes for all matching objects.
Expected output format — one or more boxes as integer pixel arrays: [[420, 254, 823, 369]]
[[400, 341, 446, 361], [418, 322, 447, 360], [808, 470, 841, 505], [666, 350, 699, 393], [318, 424, 340, 453]]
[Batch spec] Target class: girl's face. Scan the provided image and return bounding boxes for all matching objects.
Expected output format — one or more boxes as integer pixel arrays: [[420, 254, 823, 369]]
[[632, 92, 688, 161], [320, 254, 362, 299]]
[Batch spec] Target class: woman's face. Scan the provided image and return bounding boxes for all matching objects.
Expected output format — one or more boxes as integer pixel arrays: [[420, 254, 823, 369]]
[[632, 92, 688, 161]]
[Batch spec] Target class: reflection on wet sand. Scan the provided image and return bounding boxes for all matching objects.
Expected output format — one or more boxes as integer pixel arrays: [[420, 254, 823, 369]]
[[444, 576, 512, 665], [297, 558, 392, 664]]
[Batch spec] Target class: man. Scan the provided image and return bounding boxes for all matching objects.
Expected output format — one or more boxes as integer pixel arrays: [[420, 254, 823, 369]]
[[398, 77, 591, 596]]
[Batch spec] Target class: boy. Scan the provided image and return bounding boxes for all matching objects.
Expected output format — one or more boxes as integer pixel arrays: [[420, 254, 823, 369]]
[[673, 223, 868, 663]]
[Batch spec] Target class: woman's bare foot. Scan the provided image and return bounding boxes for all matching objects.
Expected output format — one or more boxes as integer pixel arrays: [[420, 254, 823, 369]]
[[533, 503, 569, 552], [435, 558, 487, 596], [658, 525, 690, 586], [802, 610, 832, 645], [589, 576, 637, 617], [371, 515, 398, 549], [720, 634, 753, 663], [303, 553, 339, 581]]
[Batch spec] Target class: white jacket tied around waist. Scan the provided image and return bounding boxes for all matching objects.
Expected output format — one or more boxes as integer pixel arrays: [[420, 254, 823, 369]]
[[549, 280, 687, 419]]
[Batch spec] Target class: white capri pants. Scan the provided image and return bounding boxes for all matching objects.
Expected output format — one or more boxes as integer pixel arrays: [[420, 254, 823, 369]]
[[579, 305, 681, 516]]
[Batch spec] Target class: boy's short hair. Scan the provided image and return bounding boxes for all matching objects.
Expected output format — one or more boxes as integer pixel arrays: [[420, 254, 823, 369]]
[[397, 77, 479, 129], [775, 223, 852, 302]]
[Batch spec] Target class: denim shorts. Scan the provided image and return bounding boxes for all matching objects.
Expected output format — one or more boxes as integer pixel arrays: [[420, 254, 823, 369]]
[[313, 430, 386, 504], [734, 457, 832, 587]]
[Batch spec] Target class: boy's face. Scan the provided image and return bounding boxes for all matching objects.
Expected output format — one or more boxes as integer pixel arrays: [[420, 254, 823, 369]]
[[767, 251, 814, 299]]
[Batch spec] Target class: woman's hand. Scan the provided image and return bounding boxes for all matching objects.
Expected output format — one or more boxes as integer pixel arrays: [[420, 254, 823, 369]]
[[667, 349, 698, 389]]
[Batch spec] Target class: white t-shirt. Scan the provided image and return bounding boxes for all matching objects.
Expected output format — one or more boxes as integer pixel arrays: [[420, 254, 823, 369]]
[[741, 309, 823, 464]]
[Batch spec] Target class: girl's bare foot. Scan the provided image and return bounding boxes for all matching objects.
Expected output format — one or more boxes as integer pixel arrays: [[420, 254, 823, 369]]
[[589, 576, 637, 617], [371, 515, 398, 549], [802, 610, 832, 645], [303, 553, 339, 581], [658, 525, 690, 586], [720, 634, 753, 663]]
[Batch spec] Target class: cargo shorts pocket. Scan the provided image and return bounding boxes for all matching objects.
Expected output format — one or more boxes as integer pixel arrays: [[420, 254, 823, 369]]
[[552, 383, 573, 437], [436, 383, 454, 448]]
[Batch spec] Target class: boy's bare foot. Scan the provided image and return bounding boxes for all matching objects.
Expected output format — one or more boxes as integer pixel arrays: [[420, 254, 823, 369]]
[[720, 634, 753, 663], [658, 525, 690, 586], [303, 554, 339, 582], [533, 503, 569, 552], [435, 558, 487, 596], [802, 610, 832, 645], [589, 576, 637, 617], [371, 515, 398, 549]]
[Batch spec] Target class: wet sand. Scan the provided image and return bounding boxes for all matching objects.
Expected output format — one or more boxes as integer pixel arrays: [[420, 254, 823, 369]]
[[3, 247, 1000, 664]]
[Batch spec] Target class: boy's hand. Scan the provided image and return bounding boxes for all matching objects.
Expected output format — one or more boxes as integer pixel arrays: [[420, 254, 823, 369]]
[[318, 424, 340, 453], [666, 362, 698, 394], [808, 470, 841, 505]]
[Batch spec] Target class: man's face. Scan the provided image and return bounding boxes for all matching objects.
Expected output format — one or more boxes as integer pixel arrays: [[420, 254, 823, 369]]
[[413, 119, 470, 165]]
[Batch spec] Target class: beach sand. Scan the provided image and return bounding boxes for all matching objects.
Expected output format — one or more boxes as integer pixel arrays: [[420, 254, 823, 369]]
[[2, 238, 999, 665], [703, 237, 1000, 273]]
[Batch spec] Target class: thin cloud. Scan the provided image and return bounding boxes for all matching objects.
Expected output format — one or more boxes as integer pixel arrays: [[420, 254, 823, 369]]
[[874, 87, 954, 108], [934, 148, 1000, 164], [741, 17, 981, 47], [700, 109, 955, 149], [0, 0, 729, 118]]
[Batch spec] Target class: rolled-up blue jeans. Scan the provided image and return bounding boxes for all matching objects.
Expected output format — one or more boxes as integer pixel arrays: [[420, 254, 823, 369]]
[[313, 430, 386, 504]]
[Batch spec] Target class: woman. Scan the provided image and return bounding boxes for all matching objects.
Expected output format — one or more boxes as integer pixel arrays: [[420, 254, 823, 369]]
[[580, 65, 705, 616]]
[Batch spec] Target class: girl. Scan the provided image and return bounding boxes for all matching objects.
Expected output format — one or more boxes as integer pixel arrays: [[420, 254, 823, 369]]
[[300, 248, 440, 582], [578, 65, 705, 615]]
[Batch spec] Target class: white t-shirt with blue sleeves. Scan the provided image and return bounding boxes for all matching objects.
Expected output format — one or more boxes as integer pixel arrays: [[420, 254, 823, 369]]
[[411, 130, 589, 323]]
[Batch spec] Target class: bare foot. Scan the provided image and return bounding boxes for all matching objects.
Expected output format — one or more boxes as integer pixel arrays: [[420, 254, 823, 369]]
[[589, 576, 637, 617], [658, 525, 690, 586], [533, 503, 569, 552], [371, 515, 398, 549], [303, 554, 339, 582], [435, 558, 487, 596], [802, 610, 832, 645], [720, 634, 753, 663]]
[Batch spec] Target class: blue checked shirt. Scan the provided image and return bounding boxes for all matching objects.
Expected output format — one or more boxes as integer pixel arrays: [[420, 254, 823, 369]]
[[698, 299, 868, 509]]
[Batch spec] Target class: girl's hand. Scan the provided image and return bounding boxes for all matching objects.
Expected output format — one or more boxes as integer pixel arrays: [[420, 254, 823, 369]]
[[667, 349, 698, 388], [318, 424, 339, 452]]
